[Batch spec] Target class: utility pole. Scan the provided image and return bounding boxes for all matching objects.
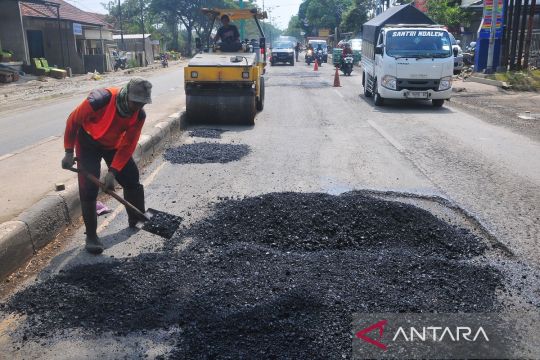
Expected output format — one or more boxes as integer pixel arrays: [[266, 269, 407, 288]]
[[516, 0, 529, 70], [140, 0, 147, 66], [509, 0, 522, 70], [239, 0, 245, 40], [523, 0, 537, 69], [118, 0, 124, 50]]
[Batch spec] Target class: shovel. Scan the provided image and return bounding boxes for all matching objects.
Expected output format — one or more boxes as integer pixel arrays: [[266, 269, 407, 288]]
[[67, 166, 181, 239]]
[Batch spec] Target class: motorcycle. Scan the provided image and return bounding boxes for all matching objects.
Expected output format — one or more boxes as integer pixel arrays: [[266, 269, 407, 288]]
[[305, 49, 314, 65], [463, 41, 476, 66], [339, 54, 354, 76], [160, 54, 169, 68], [113, 53, 127, 71], [315, 49, 324, 66]]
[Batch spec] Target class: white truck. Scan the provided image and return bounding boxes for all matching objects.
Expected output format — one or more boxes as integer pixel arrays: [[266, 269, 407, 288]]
[[361, 4, 456, 107]]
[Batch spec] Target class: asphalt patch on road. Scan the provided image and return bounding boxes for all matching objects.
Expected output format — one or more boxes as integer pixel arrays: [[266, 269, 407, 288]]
[[188, 128, 227, 139], [163, 143, 250, 164], [3, 192, 503, 359]]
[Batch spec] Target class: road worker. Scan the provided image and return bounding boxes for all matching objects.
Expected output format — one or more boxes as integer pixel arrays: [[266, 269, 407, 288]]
[[61, 78, 152, 254]]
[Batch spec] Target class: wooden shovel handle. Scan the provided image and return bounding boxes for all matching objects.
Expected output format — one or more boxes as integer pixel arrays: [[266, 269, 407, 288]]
[[67, 167, 149, 221]]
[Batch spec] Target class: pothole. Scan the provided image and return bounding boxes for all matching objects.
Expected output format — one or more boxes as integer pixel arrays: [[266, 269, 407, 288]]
[[163, 143, 250, 164]]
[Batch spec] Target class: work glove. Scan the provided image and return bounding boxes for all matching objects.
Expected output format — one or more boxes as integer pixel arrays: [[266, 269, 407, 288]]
[[61, 151, 75, 169], [103, 171, 116, 191]]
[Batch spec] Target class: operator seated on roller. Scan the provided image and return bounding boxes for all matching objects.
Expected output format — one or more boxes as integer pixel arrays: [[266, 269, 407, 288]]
[[61, 78, 152, 255], [214, 14, 241, 52]]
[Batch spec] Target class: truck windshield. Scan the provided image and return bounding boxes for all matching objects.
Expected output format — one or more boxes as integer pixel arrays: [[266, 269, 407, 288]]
[[386, 30, 452, 58]]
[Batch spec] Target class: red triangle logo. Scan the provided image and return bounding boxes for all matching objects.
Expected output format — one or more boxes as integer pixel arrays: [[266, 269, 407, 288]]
[[355, 319, 388, 351]]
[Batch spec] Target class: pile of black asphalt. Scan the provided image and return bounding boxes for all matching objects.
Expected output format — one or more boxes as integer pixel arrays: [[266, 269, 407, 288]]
[[188, 128, 227, 139], [163, 143, 250, 164], [2, 192, 503, 359]]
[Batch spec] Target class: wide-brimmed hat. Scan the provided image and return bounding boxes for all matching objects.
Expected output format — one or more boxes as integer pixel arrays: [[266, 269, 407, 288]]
[[127, 77, 152, 104]]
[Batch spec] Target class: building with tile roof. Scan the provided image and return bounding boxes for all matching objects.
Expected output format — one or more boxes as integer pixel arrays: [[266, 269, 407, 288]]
[[0, 0, 117, 74]]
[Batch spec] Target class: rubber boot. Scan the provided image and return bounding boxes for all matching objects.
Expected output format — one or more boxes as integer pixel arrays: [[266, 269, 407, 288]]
[[81, 200, 104, 254], [123, 184, 145, 228]]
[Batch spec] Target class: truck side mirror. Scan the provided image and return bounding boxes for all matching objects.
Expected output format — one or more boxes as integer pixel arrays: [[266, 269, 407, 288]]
[[375, 45, 383, 55], [453, 48, 458, 57], [195, 38, 202, 50]]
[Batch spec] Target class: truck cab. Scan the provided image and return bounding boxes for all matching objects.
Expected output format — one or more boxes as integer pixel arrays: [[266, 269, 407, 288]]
[[361, 4, 454, 107]]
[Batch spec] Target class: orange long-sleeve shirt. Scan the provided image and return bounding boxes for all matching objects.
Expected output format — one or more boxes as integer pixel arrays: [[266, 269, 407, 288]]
[[64, 88, 146, 172]]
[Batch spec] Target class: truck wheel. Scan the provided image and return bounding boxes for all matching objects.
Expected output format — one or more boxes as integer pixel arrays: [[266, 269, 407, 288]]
[[363, 72, 372, 98], [373, 80, 384, 106], [290, 58, 294, 66], [432, 99, 445, 107], [256, 77, 265, 111]]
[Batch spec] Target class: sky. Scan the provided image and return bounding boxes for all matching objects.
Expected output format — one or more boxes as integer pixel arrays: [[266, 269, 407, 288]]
[[64, 0, 302, 29]]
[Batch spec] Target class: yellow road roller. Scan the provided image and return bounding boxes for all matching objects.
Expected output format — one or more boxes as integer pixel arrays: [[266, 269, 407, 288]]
[[184, 8, 267, 126]]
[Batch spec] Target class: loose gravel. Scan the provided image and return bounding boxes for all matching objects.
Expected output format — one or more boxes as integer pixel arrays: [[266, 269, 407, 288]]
[[2, 192, 504, 359], [141, 208, 182, 239], [188, 128, 227, 139], [163, 143, 250, 164], [175, 192, 487, 257]]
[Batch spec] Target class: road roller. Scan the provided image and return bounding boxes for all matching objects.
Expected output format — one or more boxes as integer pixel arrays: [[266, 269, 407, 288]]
[[184, 8, 267, 126]]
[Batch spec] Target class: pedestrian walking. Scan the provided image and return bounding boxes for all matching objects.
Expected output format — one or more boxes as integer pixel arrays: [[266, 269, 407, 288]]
[[295, 42, 301, 62], [61, 78, 152, 254]]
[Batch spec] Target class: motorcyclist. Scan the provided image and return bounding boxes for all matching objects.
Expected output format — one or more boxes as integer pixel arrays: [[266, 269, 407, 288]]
[[305, 43, 314, 63], [315, 43, 324, 65], [342, 42, 353, 56]]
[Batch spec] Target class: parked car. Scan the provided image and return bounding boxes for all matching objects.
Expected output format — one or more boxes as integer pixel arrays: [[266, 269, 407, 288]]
[[449, 33, 464, 75], [270, 41, 295, 66]]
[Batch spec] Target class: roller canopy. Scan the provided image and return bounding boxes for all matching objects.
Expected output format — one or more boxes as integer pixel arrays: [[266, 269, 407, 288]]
[[201, 8, 268, 20]]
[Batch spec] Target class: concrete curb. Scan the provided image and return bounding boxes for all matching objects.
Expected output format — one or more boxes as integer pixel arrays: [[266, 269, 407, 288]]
[[0, 112, 185, 281], [464, 76, 512, 89]]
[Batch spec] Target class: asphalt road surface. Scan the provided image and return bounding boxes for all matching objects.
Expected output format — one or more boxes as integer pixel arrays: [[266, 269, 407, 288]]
[[0, 66, 185, 156], [1, 61, 539, 359]]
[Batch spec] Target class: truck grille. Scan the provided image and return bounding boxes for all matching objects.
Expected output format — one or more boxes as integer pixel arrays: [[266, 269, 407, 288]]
[[397, 79, 440, 91]]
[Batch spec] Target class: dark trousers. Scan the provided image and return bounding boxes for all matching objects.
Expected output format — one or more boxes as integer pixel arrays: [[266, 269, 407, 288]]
[[75, 130, 140, 201]]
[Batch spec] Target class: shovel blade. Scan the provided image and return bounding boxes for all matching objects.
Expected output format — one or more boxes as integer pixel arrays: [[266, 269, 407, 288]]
[[140, 208, 182, 239]]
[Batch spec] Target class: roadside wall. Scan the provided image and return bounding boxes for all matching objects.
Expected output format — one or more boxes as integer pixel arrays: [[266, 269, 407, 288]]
[[23, 17, 84, 74], [0, 1, 28, 63]]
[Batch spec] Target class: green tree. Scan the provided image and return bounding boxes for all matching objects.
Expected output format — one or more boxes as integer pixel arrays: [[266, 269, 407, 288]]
[[340, 0, 373, 34], [284, 15, 303, 40], [298, 0, 352, 36], [425, 0, 471, 29]]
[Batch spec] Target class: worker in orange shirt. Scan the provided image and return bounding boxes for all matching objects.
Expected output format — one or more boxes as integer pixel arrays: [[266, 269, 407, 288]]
[[61, 78, 152, 254]]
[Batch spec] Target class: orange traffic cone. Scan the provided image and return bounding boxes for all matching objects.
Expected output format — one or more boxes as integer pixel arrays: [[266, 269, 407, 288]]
[[333, 67, 341, 87], [313, 60, 318, 71]]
